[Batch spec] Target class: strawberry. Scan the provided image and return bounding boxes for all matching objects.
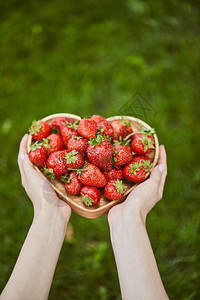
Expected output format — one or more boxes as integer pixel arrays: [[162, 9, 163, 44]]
[[51, 117, 75, 131], [77, 118, 97, 139], [80, 186, 101, 206], [131, 133, 155, 154], [123, 125, 133, 139], [64, 150, 84, 169], [80, 163, 107, 188], [123, 160, 146, 183], [63, 171, 83, 195], [29, 142, 49, 168], [67, 136, 88, 156], [91, 115, 107, 124], [132, 155, 153, 174], [104, 166, 123, 181], [46, 150, 69, 179], [87, 135, 113, 171], [29, 120, 51, 141], [104, 179, 127, 200], [44, 134, 65, 155], [61, 121, 79, 147], [97, 121, 114, 140], [120, 117, 133, 139], [110, 120, 125, 141], [113, 144, 133, 167]]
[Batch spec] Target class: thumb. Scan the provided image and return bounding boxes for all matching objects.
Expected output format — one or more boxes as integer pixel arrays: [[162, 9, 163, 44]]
[[21, 154, 37, 176], [150, 164, 165, 190]]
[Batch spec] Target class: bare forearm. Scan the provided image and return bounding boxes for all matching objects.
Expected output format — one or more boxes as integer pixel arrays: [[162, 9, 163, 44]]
[[1, 209, 68, 300], [109, 213, 168, 300]]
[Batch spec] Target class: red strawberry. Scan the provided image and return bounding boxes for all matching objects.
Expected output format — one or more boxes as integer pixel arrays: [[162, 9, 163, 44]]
[[104, 166, 123, 181], [51, 117, 75, 131], [64, 150, 84, 169], [80, 163, 107, 188], [67, 136, 88, 156], [110, 120, 125, 141], [123, 125, 133, 139], [63, 172, 83, 195], [91, 115, 107, 124], [131, 134, 155, 155], [80, 186, 101, 206], [29, 120, 51, 141], [77, 118, 97, 139], [123, 160, 146, 183], [120, 117, 133, 139], [132, 155, 153, 173], [61, 122, 79, 147], [46, 150, 69, 179], [87, 135, 113, 171], [104, 179, 127, 200], [29, 142, 48, 168], [113, 144, 133, 167], [44, 134, 65, 155], [97, 121, 114, 140]]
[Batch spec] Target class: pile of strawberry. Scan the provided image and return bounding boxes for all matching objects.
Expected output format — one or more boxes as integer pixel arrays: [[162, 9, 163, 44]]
[[28, 115, 155, 206]]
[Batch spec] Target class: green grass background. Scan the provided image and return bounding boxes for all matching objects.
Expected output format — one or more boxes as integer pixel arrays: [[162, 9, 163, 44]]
[[0, 0, 200, 299]]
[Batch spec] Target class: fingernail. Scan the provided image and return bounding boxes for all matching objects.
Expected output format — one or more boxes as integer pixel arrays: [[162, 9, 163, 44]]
[[19, 154, 25, 161], [158, 164, 164, 173]]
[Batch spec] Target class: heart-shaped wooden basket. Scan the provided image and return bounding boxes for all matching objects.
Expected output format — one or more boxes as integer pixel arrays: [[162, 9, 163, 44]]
[[27, 113, 159, 219]]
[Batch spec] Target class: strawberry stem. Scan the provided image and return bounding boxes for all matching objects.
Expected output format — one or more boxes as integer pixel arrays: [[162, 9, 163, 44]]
[[124, 127, 155, 142]]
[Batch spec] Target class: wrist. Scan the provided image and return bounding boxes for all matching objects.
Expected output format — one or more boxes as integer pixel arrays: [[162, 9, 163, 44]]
[[108, 202, 146, 232], [33, 201, 71, 231]]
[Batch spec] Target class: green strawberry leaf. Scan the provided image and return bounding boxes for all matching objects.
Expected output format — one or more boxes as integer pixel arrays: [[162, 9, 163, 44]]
[[81, 114, 92, 119], [30, 141, 43, 151], [139, 135, 155, 152], [113, 179, 127, 194], [72, 136, 83, 140], [29, 120, 41, 135], [41, 138, 51, 149], [88, 134, 103, 147], [61, 175, 73, 183], [130, 161, 143, 175], [64, 150, 78, 164], [81, 194, 94, 206], [67, 120, 80, 130], [42, 167, 56, 180]]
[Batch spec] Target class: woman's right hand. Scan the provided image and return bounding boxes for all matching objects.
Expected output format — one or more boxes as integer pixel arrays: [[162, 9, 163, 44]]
[[108, 145, 167, 225]]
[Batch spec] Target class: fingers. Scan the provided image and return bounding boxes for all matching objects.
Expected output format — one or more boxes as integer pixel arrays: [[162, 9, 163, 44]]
[[150, 145, 167, 201], [149, 165, 163, 189], [21, 153, 34, 174], [157, 145, 167, 167], [18, 134, 28, 168], [18, 135, 29, 186], [149, 145, 166, 194], [157, 145, 167, 200], [18, 134, 36, 187]]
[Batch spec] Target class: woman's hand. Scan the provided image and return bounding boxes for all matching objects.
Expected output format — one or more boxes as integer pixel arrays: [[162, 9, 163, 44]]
[[17, 134, 71, 222], [1, 135, 71, 300], [108, 145, 169, 300], [108, 145, 167, 225]]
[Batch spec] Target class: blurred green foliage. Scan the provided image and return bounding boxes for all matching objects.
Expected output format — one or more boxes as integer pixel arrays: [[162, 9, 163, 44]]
[[0, 0, 200, 299]]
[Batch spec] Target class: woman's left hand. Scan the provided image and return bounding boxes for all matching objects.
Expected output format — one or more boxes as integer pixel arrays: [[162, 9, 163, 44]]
[[17, 134, 71, 222]]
